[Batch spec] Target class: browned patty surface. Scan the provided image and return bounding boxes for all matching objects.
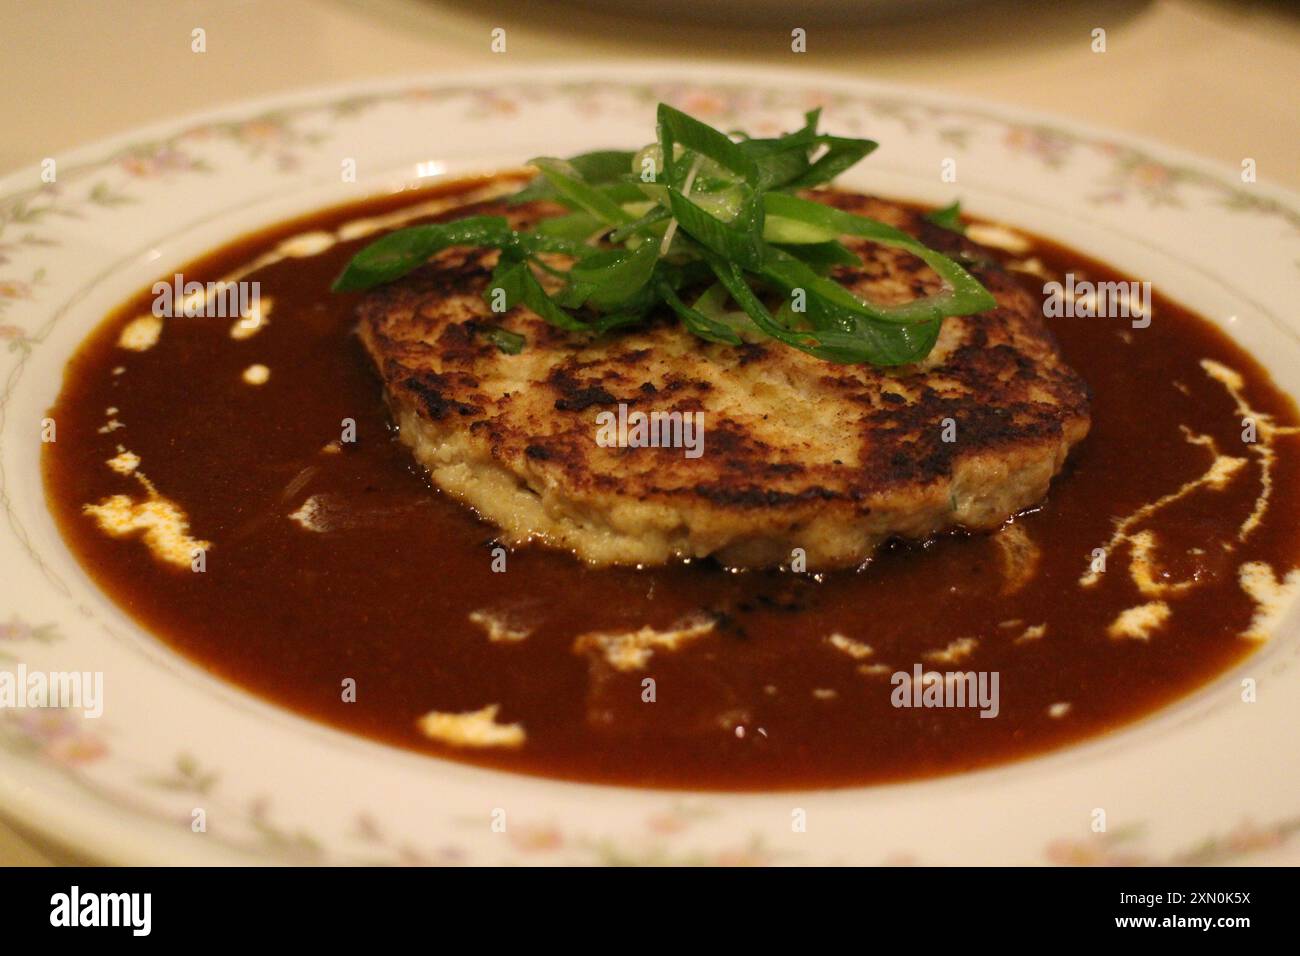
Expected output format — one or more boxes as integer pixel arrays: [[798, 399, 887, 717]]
[[357, 190, 1090, 568]]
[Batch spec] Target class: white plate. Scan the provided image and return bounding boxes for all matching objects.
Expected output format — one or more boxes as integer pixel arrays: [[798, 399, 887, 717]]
[[2, 65, 1298, 865]]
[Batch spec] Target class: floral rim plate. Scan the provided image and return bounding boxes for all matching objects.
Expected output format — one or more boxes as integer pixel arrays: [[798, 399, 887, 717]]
[[2, 65, 1299, 866]]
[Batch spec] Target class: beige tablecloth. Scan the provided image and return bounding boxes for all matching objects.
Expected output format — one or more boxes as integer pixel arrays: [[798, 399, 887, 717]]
[[2, 0, 1297, 864]]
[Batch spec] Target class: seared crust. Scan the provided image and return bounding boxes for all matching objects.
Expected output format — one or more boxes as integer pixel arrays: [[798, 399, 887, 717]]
[[357, 189, 1090, 569]]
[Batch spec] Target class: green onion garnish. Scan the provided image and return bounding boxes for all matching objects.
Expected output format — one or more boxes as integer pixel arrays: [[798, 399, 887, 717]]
[[925, 200, 967, 235], [332, 104, 995, 366], [480, 324, 525, 355]]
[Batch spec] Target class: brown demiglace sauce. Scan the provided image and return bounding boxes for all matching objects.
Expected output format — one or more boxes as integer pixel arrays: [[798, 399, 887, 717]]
[[42, 175, 1300, 790]]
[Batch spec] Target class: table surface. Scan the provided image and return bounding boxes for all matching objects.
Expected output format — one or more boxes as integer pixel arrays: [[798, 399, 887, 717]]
[[2, 0, 1297, 865]]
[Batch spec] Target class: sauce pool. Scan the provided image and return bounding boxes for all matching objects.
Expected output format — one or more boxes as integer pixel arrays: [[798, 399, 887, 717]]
[[42, 177, 1300, 790]]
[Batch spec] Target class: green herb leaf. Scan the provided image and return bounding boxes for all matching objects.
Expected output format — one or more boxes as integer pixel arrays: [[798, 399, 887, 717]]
[[666, 188, 766, 271], [481, 324, 525, 354], [657, 103, 760, 187], [536, 212, 605, 241], [786, 135, 878, 189], [527, 157, 634, 225], [771, 240, 861, 273], [331, 216, 513, 291], [564, 240, 660, 310], [608, 205, 671, 244], [738, 110, 822, 189], [484, 258, 590, 333], [657, 278, 743, 346], [508, 150, 635, 204], [763, 192, 995, 320], [335, 103, 996, 368], [925, 201, 966, 235]]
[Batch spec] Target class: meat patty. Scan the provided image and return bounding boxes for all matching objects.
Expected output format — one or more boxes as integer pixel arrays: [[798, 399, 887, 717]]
[[356, 189, 1090, 569]]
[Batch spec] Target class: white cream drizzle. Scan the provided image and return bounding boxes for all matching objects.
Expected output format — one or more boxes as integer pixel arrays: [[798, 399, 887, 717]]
[[469, 609, 531, 644], [1123, 529, 1202, 598], [117, 315, 163, 352], [277, 231, 335, 258], [1014, 623, 1046, 644], [965, 223, 1032, 254], [1006, 257, 1052, 279], [288, 494, 330, 532], [230, 296, 272, 340], [242, 363, 270, 385], [1079, 359, 1300, 644], [923, 637, 979, 664], [84, 453, 209, 570], [826, 633, 873, 660], [106, 448, 140, 475], [1081, 428, 1245, 593], [573, 616, 715, 672], [416, 704, 525, 749], [1201, 359, 1300, 541], [1238, 562, 1300, 643], [121, 179, 523, 363], [193, 178, 525, 311], [1107, 601, 1170, 641]]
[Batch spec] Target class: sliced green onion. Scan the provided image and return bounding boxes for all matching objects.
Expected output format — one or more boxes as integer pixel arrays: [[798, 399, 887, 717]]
[[331, 216, 513, 291], [564, 241, 659, 310], [527, 157, 634, 225], [666, 187, 766, 271], [925, 201, 966, 234], [486, 258, 589, 332], [657, 278, 743, 346], [763, 192, 995, 321], [482, 325, 525, 354], [536, 212, 606, 241], [608, 205, 671, 244], [335, 103, 995, 365], [772, 240, 861, 273], [657, 103, 760, 187], [508, 149, 635, 204]]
